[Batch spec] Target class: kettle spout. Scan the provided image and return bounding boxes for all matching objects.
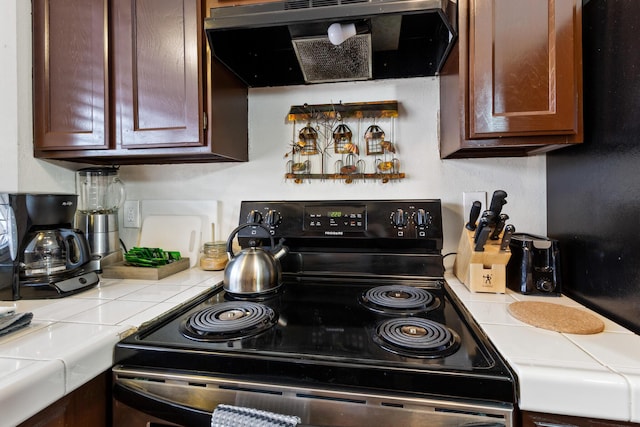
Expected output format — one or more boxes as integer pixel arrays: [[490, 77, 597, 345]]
[[272, 238, 289, 261]]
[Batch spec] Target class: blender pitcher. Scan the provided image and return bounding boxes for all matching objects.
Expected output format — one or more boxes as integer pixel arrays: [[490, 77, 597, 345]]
[[76, 168, 125, 214], [75, 168, 125, 261]]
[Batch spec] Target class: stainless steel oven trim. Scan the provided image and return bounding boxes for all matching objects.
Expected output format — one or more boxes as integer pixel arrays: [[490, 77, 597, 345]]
[[113, 367, 514, 427]]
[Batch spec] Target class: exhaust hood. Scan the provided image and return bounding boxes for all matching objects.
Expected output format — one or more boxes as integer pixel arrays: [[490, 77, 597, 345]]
[[205, 0, 457, 87]]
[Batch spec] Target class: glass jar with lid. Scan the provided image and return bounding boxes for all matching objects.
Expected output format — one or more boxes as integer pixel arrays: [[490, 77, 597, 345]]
[[199, 241, 228, 271]]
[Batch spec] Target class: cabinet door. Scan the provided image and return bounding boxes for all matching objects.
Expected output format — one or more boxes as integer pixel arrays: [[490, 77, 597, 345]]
[[469, 0, 581, 138], [17, 372, 109, 427], [113, 0, 202, 148], [206, 0, 280, 8], [33, 0, 109, 151], [521, 410, 638, 427]]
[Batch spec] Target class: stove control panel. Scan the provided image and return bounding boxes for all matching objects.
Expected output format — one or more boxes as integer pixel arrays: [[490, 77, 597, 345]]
[[237, 200, 443, 248], [305, 205, 366, 232]]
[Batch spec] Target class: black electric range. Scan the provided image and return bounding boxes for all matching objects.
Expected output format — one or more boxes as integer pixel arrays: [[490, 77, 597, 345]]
[[113, 200, 516, 427]]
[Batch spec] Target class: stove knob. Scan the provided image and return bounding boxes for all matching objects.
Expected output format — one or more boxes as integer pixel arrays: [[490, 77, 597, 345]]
[[391, 208, 408, 227], [265, 210, 282, 227], [415, 208, 431, 227], [246, 209, 263, 224]]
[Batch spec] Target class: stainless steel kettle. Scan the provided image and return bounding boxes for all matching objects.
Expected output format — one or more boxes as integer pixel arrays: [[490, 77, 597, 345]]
[[223, 223, 289, 294]]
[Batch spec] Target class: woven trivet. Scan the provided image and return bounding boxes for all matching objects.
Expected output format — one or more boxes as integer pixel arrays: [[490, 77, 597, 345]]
[[508, 301, 604, 334]]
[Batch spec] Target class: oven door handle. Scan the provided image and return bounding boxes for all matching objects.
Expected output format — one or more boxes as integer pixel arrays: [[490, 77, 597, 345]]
[[114, 381, 212, 425], [114, 382, 320, 427]]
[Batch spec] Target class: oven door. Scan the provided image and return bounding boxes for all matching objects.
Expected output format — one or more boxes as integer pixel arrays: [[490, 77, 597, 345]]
[[113, 367, 513, 427]]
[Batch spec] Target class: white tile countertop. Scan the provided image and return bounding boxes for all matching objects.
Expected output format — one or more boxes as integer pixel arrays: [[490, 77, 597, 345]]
[[1, 267, 639, 426], [0, 268, 224, 427], [445, 271, 640, 423]]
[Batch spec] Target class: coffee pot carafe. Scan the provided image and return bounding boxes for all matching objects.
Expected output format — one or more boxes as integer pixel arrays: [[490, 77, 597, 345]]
[[21, 229, 91, 279]]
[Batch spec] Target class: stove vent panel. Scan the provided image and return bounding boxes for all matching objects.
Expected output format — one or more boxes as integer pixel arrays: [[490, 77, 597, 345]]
[[286, 0, 369, 9], [292, 34, 372, 83]]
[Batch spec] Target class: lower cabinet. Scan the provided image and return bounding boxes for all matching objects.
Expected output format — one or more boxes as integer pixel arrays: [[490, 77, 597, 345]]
[[522, 410, 640, 427], [17, 371, 110, 427]]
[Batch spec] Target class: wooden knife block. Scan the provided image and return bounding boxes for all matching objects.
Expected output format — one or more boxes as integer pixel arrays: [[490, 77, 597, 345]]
[[453, 228, 512, 293]]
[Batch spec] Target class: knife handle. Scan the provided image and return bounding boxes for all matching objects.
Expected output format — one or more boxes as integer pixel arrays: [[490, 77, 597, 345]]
[[465, 201, 482, 231], [473, 217, 488, 243], [490, 213, 509, 240], [500, 224, 516, 251], [474, 226, 491, 252], [480, 210, 496, 230], [488, 190, 508, 218]]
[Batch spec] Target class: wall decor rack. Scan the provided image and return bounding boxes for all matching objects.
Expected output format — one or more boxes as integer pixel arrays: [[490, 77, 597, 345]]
[[284, 101, 404, 184]]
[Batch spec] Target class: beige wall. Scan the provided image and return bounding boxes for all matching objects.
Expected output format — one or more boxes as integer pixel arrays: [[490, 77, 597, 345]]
[[0, 0, 19, 190], [118, 78, 547, 261], [0, 0, 76, 193]]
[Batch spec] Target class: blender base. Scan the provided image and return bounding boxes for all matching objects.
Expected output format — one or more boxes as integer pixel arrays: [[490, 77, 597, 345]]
[[75, 212, 121, 257]]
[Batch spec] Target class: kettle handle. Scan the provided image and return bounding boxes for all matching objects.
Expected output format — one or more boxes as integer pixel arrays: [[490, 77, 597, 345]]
[[226, 223, 275, 259]]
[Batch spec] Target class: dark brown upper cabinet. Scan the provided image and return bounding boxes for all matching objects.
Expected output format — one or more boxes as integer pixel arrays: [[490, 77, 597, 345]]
[[440, 0, 583, 158], [32, 0, 109, 152], [32, 0, 247, 165]]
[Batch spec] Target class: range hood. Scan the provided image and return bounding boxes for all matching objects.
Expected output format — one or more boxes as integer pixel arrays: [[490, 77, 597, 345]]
[[205, 0, 457, 87]]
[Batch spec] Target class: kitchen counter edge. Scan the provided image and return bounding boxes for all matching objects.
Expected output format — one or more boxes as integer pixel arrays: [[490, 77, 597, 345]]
[[1, 268, 638, 425], [445, 271, 640, 423]]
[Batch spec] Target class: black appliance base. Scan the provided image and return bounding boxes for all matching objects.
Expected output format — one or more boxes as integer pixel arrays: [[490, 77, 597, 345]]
[[16, 271, 99, 300]]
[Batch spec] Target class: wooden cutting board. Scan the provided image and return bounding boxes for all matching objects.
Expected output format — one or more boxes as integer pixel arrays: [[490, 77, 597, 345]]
[[508, 301, 605, 334], [101, 257, 190, 280]]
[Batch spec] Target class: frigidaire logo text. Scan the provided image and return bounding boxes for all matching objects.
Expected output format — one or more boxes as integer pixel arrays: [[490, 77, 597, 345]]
[[324, 231, 343, 236]]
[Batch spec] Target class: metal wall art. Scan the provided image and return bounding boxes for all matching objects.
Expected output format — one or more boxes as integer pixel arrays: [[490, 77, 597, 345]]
[[285, 101, 404, 184]]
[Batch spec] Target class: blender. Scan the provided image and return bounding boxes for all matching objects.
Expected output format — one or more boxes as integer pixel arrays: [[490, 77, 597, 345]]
[[75, 167, 125, 267]]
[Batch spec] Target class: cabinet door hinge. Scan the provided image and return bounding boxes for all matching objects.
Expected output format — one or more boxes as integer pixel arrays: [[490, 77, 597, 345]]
[[203, 114, 208, 131]]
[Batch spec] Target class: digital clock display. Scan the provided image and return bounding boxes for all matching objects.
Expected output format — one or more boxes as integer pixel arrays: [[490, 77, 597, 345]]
[[304, 204, 365, 232]]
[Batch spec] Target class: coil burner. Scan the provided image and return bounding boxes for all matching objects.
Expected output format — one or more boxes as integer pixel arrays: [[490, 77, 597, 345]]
[[180, 301, 277, 342], [375, 318, 460, 358], [224, 288, 282, 303], [360, 285, 440, 315]]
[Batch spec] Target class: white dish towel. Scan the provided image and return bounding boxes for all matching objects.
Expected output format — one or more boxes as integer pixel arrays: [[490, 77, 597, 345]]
[[211, 404, 301, 427]]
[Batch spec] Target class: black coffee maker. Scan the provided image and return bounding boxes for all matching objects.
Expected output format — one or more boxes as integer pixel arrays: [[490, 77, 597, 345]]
[[0, 193, 100, 300]]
